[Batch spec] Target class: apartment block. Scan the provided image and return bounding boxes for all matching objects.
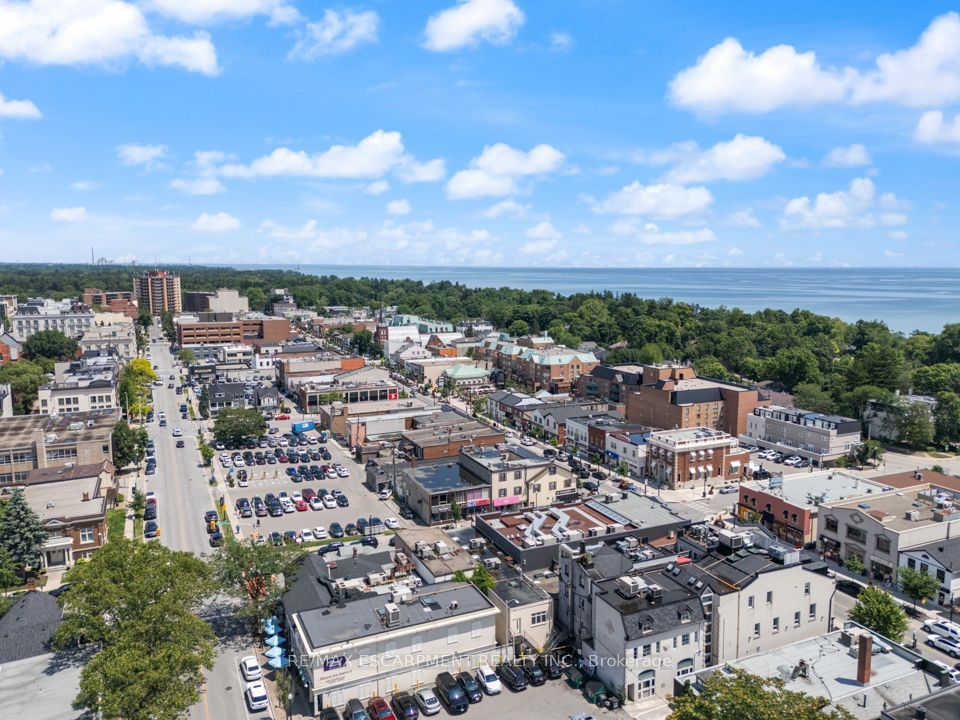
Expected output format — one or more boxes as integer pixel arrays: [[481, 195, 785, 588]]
[[476, 333, 598, 394], [82, 288, 139, 319], [10, 298, 95, 342], [0, 410, 117, 485], [79, 323, 137, 359], [182, 288, 249, 314], [133, 270, 181, 314], [647, 427, 749, 490], [625, 364, 767, 438], [744, 405, 862, 464], [37, 356, 119, 415], [577, 363, 645, 404]]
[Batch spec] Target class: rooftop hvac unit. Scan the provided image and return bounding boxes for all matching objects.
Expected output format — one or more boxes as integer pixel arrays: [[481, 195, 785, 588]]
[[483, 557, 501, 570], [469, 538, 486, 550], [366, 572, 386, 586], [625, 537, 639, 549], [415, 541, 429, 554], [905, 510, 920, 521], [587, 528, 601, 538], [606, 523, 623, 534], [617, 575, 643, 597], [434, 540, 449, 553], [646, 584, 663, 600], [391, 586, 413, 604], [384, 602, 401, 627], [717, 529, 743, 550]]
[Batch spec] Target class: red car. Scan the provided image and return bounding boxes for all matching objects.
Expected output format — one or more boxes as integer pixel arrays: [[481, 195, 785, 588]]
[[367, 697, 395, 720], [302, 488, 317, 501], [277, 454, 288, 463], [295, 499, 308, 512], [275, 414, 290, 420]]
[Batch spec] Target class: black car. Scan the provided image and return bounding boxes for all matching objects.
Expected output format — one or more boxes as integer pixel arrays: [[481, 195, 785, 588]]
[[535, 653, 564, 679], [359, 536, 378, 548], [520, 659, 546, 686], [399, 506, 414, 519], [456, 671, 483, 702], [318, 541, 344, 556], [143, 520, 160, 539], [269, 503, 283, 517], [336, 494, 350, 507], [176, 439, 185, 448], [590, 470, 606, 480], [270, 531, 283, 546], [345, 523, 358, 536], [208, 531, 224, 547], [435, 672, 469, 714], [204, 510, 219, 526], [391, 691, 420, 720], [581, 480, 599, 492], [143, 505, 157, 521], [318, 709, 340, 720], [329, 522, 345, 538], [497, 662, 527, 691], [836, 579, 864, 598]]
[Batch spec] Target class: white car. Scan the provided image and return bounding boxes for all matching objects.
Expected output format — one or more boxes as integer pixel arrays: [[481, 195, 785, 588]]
[[233, 458, 245, 468], [145, 491, 157, 504], [291, 491, 303, 502], [239, 656, 261, 682], [278, 438, 289, 447], [378, 489, 392, 500], [383, 517, 400, 529], [520, 437, 535, 446], [172, 427, 182, 437], [313, 526, 327, 539], [323, 495, 337, 509], [300, 528, 315, 543], [281, 499, 295, 513], [415, 688, 441, 715], [309, 497, 324, 511], [336, 467, 350, 478], [325, 468, 338, 479], [245, 681, 269, 711], [924, 619, 960, 641], [476, 664, 502, 695], [237, 475, 249, 487]]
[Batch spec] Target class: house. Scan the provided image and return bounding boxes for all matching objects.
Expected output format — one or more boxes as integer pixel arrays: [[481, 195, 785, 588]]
[[22, 461, 117, 568], [0, 591, 63, 664], [866, 393, 938, 442], [255, 386, 280, 409], [390, 342, 433, 368], [528, 402, 613, 445], [204, 382, 247, 415], [744, 405, 862, 464], [485, 390, 545, 427], [625, 363, 767, 438], [899, 538, 960, 608], [647, 427, 749, 490]]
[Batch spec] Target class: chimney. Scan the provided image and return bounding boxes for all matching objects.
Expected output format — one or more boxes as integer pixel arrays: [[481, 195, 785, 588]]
[[856, 634, 873, 685], [82, 492, 90, 501]]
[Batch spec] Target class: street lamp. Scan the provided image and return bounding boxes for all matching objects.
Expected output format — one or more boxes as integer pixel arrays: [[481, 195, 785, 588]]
[[286, 692, 293, 720]]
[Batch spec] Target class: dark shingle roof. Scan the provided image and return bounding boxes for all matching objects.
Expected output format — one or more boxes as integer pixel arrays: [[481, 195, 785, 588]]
[[0, 591, 62, 663]]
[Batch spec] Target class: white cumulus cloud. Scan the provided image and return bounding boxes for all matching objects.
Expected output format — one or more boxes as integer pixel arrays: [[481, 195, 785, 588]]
[[594, 182, 714, 218], [550, 31, 572, 53], [365, 180, 391, 195], [915, 110, 960, 145], [823, 144, 872, 167], [288, 9, 379, 61], [660, 134, 785, 183], [117, 143, 168, 170], [0, 0, 219, 75], [0, 91, 40, 119], [608, 219, 716, 245], [447, 143, 565, 199], [525, 221, 561, 241], [193, 211, 240, 232], [424, 0, 524, 52], [170, 177, 225, 195], [386, 199, 411, 216], [395, 157, 447, 183], [147, 0, 298, 25], [780, 177, 907, 230], [50, 206, 87, 222], [481, 199, 530, 218], [70, 180, 101, 191]]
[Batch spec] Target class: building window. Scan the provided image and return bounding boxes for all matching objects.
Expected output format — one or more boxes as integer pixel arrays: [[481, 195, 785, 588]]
[[79, 527, 95, 544], [513, 486, 522, 495], [825, 517, 838, 532], [498, 488, 507, 498], [447, 627, 458, 644], [846, 525, 867, 543], [937, 569, 946, 583], [753, 623, 761, 638], [875, 536, 891, 553], [642, 644, 651, 657], [772, 617, 780, 633], [766, 591, 773, 604], [548, 481, 556, 490], [747, 595, 754, 609], [471, 621, 484, 638], [676, 659, 695, 677], [794, 611, 801, 627], [638, 669, 656, 698], [411, 635, 424, 651], [809, 603, 817, 620], [804, 582, 810, 595], [531, 612, 547, 626], [532, 484, 541, 493], [681, 633, 690, 646], [907, 558, 916, 569]]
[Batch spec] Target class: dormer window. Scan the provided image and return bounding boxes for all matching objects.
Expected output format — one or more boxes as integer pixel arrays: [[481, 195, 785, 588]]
[[680, 609, 692, 623]]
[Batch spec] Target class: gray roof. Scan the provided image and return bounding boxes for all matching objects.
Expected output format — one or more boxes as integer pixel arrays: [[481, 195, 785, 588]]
[[490, 575, 549, 608], [281, 551, 397, 616], [902, 538, 960, 570], [595, 570, 704, 640], [0, 592, 62, 663], [402, 462, 484, 493], [297, 582, 494, 649], [882, 683, 960, 720]]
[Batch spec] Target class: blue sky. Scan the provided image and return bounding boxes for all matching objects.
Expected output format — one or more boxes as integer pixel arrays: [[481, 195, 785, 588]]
[[0, 0, 958, 267]]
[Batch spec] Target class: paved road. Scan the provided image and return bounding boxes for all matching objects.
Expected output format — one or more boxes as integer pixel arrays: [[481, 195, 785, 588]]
[[144, 330, 260, 720]]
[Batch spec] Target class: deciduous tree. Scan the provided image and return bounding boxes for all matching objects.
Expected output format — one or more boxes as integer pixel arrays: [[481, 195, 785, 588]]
[[0, 359, 47, 413], [111, 419, 148, 468], [849, 586, 908, 641], [897, 402, 935, 449], [213, 407, 267, 443], [22, 329, 78, 363], [209, 538, 299, 631], [898, 565, 940, 611]]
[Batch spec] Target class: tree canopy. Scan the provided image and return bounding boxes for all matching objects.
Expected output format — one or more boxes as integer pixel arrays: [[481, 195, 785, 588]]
[[0, 358, 47, 414], [0, 489, 47, 573], [22, 329, 78, 364], [848, 586, 909, 642], [209, 538, 299, 631], [213, 407, 267, 442], [112, 419, 148, 469]]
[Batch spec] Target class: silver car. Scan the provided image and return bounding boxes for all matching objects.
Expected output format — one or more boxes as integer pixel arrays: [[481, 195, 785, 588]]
[[415, 688, 441, 716]]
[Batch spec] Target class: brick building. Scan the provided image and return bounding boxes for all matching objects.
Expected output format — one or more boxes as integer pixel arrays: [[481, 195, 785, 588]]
[[625, 364, 767, 437], [175, 315, 291, 346], [577, 364, 645, 404], [476, 333, 599, 394], [82, 288, 139, 319], [133, 270, 181, 314], [647, 427, 749, 490]]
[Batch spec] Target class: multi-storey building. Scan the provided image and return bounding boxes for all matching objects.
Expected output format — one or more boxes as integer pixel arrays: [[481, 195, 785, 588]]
[[455, 319, 494, 337], [10, 298, 95, 341], [476, 333, 598, 394], [606, 430, 651, 479], [577, 364, 645, 404], [22, 460, 117, 567], [818, 483, 960, 583], [744, 405, 862, 464], [0, 294, 18, 318], [37, 356, 119, 415], [899, 538, 960, 608], [486, 390, 545, 427], [625, 364, 767, 438], [0, 410, 117, 486], [133, 270, 181, 314], [204, 382, 247, 416], [182, 288, 249, 314], [79, 323, 137, 359], [82, 288, 139, 319], [175, 313, 291, 346], [460, 445, 579, 510], [647, 427, 749, 490]]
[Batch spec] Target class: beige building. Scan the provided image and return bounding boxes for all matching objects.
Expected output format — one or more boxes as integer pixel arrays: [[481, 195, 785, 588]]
[[134, 270, 181, 314], [10, 298, 95, 342], [80, 323, 137, 359], [460, 445, 579, 511], [37, 358, 119, 415], [819, 484, 960, 582], [0, 410, 117, 486], [744, 405, 862, 464], [489, 574, 553, 651]]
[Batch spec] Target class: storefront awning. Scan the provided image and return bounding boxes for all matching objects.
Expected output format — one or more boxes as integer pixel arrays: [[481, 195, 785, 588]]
[[729, 460, 741, 468]]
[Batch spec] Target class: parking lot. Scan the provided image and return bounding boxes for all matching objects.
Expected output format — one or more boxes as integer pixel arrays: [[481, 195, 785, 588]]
[[453, 678, 627, 720], [215, 429, 416, 548]]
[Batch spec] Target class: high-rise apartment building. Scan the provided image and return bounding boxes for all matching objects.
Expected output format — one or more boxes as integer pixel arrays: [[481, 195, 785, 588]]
[[133, 271, 182, 315]]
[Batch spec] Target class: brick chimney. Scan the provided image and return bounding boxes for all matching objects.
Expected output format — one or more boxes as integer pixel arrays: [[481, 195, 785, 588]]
[[856, 634, 873, 685]]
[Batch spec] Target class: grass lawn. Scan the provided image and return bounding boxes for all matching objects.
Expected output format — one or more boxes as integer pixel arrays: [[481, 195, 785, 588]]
[[107, 507, 126, 541], [133, 516, 143, 539]]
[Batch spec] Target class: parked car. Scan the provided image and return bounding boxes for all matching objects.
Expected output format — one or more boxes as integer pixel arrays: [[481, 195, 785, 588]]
[[391, 691, 420, 720], [414, 688, 441, 716], [436, 671, 469, 714], [384, 517, 400, 529], [318, 541, 344, 556], [718, 485, 739, 494], [367, 697, 396, 720], [329, 522, 344, 538], [208, 531, 223, 547], [343, 698, 367, 720], [925, 619, 960, 641], [143, 521, 160, 538], [456, 671, 483, 702], [239, 655, 261, 682], [497, 662, 527, 691], [927, 633, 960, 658], [245, 681, 269, 712], [536, 652, 564, 679], [520, 659, 546, 686], [270, 531, 283, 546]]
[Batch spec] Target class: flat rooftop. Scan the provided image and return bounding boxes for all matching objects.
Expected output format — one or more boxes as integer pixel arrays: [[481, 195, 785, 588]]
[[483, 503, 640, 548], [24, 475, 108, 522], [395, 527, 476, 576], [491, 575, 549, 608], [403, 461, 484, 493], [699, 628, 939, 719], [402, 424, 501, 448], [297, 582, 494, 649], [590, 493, 692, 530], [742, 471, 895, 509], [342, 398, 430, 415], [824, 484, 960, 531], [649, 427, 736, 446], [0, 409, 118, 448], [882, 683, 960, 720]]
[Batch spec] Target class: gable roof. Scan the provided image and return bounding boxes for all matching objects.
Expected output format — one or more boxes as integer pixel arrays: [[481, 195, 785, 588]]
[[0, 591, 62, 663]]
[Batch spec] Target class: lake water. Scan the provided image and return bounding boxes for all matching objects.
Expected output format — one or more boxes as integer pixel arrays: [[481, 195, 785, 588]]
[[229, 265, 959, 335]]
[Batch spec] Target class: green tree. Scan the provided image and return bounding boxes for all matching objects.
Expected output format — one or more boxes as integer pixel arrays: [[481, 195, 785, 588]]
[[765, 347, 821, 390], [693, 355, 731, 381], [845, 554, 865, 575], [111, 420, 148, 468], [176, 348, 195, 364], [136, 308, 152, 329], [245, 286, 267, 311], [130, 488, 146, 521], [351, 329, 377, 356], [0, 358, 47, 413], [508, 319, 530, 337], [912, 363, 960, 395], [0, 548, 20, 592], [848, 342, 903, 391], [792, 383, 836, 413], [898, 402, 935, 449], [213, 407, 267, 443], [198, 442, 214, 466], [54, 538, 215, 720], [668, 668, 855, 720], [0, 489, 48, 573], [854, 439, 884, 469], [198, 386, 210, 418], [848, 585, 909, 641], [636, 342, 664, 365], [933, 323, 960, 363], [450, 500, 462, 521], [466, 563, 496, 593], [160, 310, 176, 343], [934, 392, 960, 447], [898, 565, 940, 611], [209, 538, 299, 631], [22, 329, 78, 363]]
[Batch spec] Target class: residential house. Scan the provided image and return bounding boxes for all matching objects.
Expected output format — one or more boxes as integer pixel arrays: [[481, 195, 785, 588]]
[[255, 386, 280, 409], [0, 331, 22, 365], [899, 539, 960, 608], [486, 390, 545, 428], [205, 382, 247, 415]]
